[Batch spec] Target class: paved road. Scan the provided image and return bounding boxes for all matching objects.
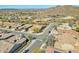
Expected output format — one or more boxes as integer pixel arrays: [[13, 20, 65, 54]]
[[0, 23, 56, 39], [22, 39, 42, 53], [21, 23, 57, 53], [0, 23, 57, 53], [0, 28, 43, 39]]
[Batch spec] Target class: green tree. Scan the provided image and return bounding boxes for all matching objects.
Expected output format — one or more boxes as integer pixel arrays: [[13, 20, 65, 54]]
[[76, 26, 79, 32], [28, 35, 32, 42], [33, 27, 41, 33], [1, 19, 5, 27], [52, 39, 56, 47]]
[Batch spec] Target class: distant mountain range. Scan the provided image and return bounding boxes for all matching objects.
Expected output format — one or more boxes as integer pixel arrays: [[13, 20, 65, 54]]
[[38, 5, 79, 16], [0, 5, 79, 16]]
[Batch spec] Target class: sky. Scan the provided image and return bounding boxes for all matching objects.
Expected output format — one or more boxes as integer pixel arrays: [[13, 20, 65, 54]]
[[0, 5, 56, 9]]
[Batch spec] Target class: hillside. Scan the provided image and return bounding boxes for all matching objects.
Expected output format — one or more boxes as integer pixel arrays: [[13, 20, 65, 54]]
[[0, 5, 79, 18], [37, 5, 79, 17]]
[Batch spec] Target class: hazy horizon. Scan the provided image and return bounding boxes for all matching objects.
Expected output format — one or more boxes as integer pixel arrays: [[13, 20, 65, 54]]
[[0, 5, 79, 10], [0, 5, 56, 9]]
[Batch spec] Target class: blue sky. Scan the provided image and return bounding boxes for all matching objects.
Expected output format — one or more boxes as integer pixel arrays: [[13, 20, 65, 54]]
[[0, 5, 56, 9]]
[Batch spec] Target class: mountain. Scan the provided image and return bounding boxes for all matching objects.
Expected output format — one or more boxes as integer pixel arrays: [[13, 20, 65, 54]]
[[0, 5, 79, 17], [37, 5, 79, 17]]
